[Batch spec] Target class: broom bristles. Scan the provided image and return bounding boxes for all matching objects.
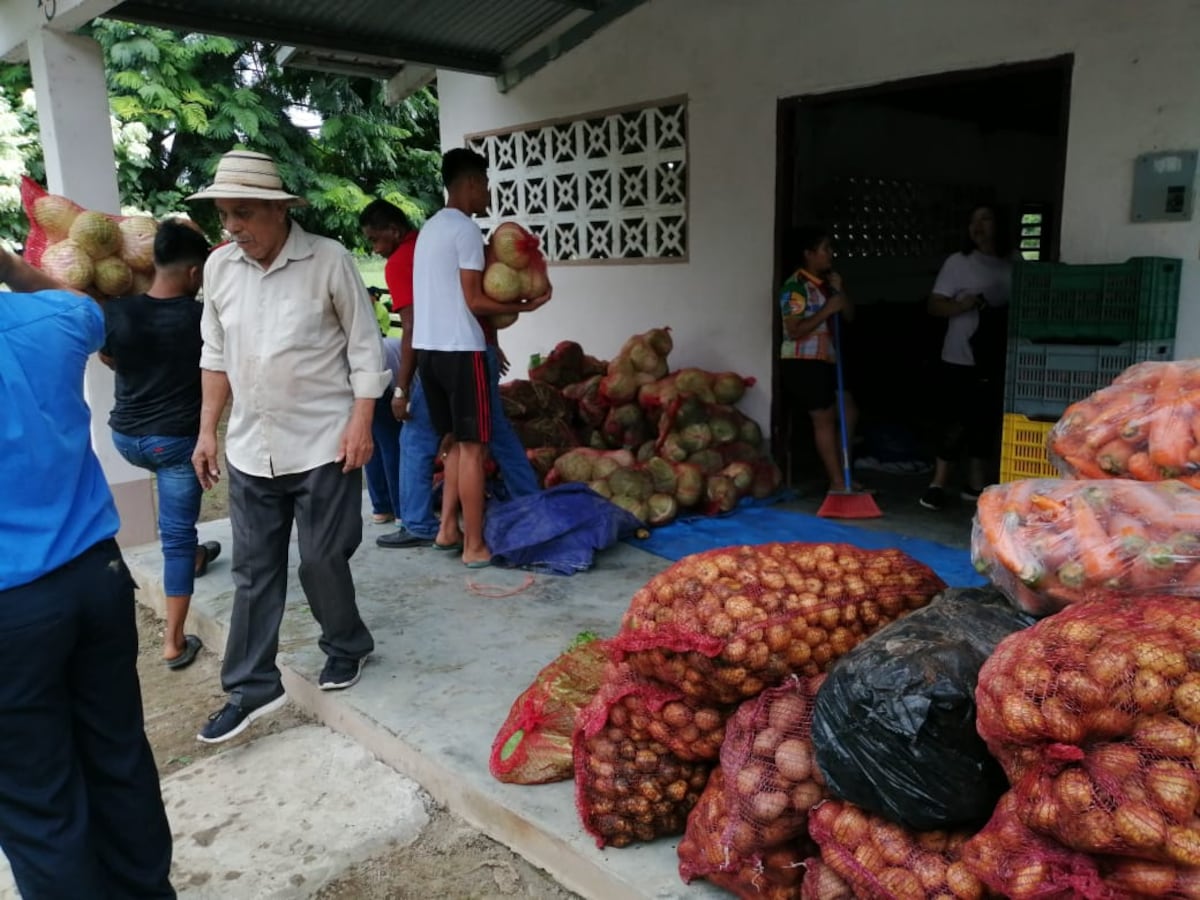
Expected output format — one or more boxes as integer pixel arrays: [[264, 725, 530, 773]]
[[817, 490, 883, 519]]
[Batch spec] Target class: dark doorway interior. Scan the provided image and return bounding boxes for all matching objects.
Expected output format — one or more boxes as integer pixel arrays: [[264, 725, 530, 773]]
[[772, 57, 1073, 496]]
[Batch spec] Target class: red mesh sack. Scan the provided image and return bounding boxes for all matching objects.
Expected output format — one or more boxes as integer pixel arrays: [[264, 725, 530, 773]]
[[976, 596, 1200, 866], [808, 799, 987, 900], [20, 176, 158, 296], [489, 634, 609, 785], [678, 767, 810, 898], [1049, 361, 1200, 487], [716, 676, 827, 863], [573, 664, 712, 847], [961, 792, 1111, 900], [800, 857, 853, 900], [613, 542, 945, 705], [972, 479, 1200, 616]]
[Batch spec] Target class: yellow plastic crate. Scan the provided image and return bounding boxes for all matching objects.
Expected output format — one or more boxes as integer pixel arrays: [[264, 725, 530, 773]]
[[999, 413, 1058, 483]]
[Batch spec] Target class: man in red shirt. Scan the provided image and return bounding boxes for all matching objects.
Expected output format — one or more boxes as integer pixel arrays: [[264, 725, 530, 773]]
[[361, 200, 418, 402]]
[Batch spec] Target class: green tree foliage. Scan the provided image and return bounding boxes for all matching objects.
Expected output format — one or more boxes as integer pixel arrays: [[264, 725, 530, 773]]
[[0, 19, 441, 247]]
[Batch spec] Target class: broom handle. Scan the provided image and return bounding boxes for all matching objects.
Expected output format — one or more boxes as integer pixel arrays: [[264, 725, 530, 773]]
[[831, 312, 853, 490]]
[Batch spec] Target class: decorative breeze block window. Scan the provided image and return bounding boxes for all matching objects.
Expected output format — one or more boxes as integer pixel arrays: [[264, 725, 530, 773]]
[[467, 98, 688, 262]]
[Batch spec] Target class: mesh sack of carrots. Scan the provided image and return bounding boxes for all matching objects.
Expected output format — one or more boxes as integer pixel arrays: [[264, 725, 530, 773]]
[[572, 664, 712, 848], [972, 478, 1200, 616], [1049, 360, 1200, 485], [489, 633, 609, 785], [960, 791, 1110, 900], [806, 799, 986, 900], [975, 596, 1200, 868], [677, 767, 811, 899], [613, 543, 945, 705]]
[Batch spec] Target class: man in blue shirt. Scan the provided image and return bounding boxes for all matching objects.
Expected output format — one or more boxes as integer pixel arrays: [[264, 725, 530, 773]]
[[0, 247, 174, 898]]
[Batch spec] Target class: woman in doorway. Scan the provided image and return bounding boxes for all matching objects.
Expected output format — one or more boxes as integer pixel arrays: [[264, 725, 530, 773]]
[[920, 204, 1013, 511], [779, 225, 861, 493]]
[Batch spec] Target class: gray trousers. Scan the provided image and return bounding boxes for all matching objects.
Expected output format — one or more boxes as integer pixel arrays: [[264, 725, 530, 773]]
[[223, 461, 374, 708]]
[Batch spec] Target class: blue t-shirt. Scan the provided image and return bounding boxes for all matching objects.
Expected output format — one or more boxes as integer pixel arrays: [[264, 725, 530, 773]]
[[0, 290, 119, 590]]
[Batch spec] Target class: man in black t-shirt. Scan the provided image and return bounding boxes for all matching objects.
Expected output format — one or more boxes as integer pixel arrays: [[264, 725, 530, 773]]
[[101, 219, 220, 670]]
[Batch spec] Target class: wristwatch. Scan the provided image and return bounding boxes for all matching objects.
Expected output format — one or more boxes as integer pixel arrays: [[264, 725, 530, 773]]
[[393, 386, 406, 400]]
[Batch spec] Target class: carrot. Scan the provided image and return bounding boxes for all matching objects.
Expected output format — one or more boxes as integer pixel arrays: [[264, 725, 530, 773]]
[[1071, 491, 1124, 584], [1115, 361, 1163, 389], [1095, 438, 1137, 475], [1108, 479, 1178, 524], [1126, 452, 1160, 482], [1129, 545, 1178, 591], [1149, 403, 1196, 473], [1064, 453, 1106, 479], [988, 509, 1046, 587]]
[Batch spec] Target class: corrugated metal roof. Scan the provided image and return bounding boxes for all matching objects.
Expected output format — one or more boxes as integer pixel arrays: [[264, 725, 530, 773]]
[[110, 0, 646, 87]]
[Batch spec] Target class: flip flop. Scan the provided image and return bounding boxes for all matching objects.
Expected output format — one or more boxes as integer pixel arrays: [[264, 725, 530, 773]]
[[464, 558, 493, 569], [433, 541, 464, 552], [166, 634, 203, 671], [194, 541, 222, 577]]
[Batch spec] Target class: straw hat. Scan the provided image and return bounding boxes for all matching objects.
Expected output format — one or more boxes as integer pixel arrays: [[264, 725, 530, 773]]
[[186, 150, 307, 205]]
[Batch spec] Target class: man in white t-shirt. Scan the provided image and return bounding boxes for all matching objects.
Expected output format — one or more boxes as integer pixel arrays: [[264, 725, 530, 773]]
[[412, 148, 552, 567]]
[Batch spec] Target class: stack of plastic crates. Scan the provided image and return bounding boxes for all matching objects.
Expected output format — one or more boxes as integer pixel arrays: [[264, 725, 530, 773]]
[[1000, 257, 1180, 483]]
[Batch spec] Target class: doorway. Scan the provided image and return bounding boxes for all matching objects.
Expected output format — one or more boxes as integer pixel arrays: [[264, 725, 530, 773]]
[[771, 56, 1073, 499]]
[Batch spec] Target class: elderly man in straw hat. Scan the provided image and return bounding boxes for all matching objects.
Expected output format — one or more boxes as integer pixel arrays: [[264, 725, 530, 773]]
[[188, 149, 389, 744]]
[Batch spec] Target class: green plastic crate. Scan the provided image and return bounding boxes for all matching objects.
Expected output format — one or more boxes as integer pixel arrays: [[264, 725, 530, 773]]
[[1010, 257, 1180, 343]]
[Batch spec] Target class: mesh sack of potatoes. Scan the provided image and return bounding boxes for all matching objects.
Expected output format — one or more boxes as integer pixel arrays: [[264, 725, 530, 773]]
[[800, 856, 854, 900], [572, 664, 711, 848], [807, 799, 986, 900], [613, 542, 945, 705], [677, 767, 811, 899], [975, 596, 1200, 867]]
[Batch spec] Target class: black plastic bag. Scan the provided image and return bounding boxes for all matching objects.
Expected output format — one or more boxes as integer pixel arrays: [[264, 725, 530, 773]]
[[810, 587, 1033, 830]]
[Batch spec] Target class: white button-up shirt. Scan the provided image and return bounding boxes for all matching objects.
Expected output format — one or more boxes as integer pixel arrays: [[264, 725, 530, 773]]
[[199, 221, 388, 477]]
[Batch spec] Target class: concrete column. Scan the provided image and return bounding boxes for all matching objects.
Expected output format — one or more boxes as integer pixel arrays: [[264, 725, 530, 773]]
[[27, 29, 157, 547]]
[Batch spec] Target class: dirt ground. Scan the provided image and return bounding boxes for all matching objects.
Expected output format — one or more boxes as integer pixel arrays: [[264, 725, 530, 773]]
[[136, 607, 577, 899]]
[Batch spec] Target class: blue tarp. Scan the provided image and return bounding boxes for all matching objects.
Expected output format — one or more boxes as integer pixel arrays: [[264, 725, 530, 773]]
[[631, 501, 985, 588]]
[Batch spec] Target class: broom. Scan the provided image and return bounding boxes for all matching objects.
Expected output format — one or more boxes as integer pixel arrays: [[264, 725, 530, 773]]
[[817, 313, 882, 519]]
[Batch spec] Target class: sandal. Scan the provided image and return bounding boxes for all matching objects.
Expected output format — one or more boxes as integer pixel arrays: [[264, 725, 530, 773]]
[[194, 541, 222, 577], [166, 634, 203, 671]]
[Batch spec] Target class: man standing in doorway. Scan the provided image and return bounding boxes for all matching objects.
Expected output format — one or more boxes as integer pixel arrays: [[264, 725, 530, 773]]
[[411, 148, 551, 567], [0, 247, 174, 898], [189, 150, 389, 744]]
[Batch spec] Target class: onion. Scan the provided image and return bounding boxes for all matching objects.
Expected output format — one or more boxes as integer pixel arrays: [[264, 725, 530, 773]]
[[945, 861, 983, 900], [1175, 678, 1200, 726], [1114, 801, 1168, 849], [1134, 715, 1198, 758], [1105, 858, 1178, 896], [878, 867, 924, 899], [832, 803, 870, 847], [1167, 820, 1200, 866], [1145, 759, 1200, 821]]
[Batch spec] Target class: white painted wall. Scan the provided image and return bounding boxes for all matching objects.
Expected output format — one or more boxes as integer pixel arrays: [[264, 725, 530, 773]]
[[439, 0, 1200, 425]]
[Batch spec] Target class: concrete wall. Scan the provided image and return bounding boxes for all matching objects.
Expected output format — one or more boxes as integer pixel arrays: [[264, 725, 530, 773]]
[[439, 0, 1200, 424]]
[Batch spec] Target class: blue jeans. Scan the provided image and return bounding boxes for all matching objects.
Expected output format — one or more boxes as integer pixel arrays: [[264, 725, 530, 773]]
[[110, 431, 201, 597], [366, 393, 402, 516], [399, 348, 539, 537]]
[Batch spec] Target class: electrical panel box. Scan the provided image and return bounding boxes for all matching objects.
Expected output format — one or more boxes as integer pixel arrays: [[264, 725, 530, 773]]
[[1132, 150, 1197, 222]]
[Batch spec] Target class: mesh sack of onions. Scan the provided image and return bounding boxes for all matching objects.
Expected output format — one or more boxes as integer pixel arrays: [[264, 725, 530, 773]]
[[960, 792, 1110, 900], [976, 596, 1200, 867], [677, 767, 811, 899], [807, 799, 986, 900], [572, 664, 711, 847], [613, 542, 945, 705]]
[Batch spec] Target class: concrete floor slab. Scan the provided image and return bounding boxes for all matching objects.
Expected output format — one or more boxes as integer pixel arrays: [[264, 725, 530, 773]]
[[165, 725, 428, 897], [129, 507, 728, 900]]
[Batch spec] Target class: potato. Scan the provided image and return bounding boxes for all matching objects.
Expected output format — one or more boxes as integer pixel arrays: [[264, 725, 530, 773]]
[[773, 738, 812, 782]]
